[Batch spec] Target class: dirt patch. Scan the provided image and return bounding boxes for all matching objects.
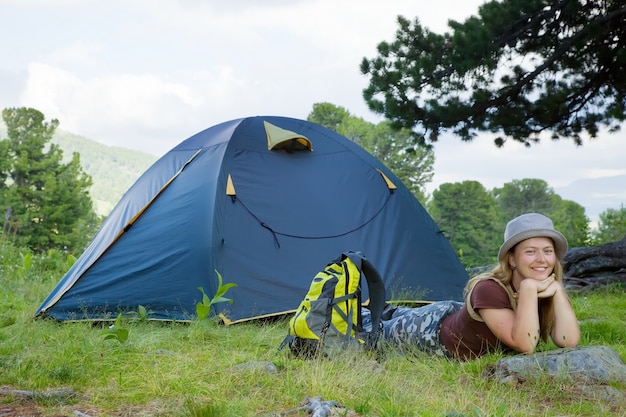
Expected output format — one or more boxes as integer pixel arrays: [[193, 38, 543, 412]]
[[0, 400, 45, 417], [0, 386, 83, 417]]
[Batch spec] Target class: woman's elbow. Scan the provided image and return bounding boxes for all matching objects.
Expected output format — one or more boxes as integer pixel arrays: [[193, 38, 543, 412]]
[[555, 334, 580, 348], [516, 345, 536, 355], [509, 339, 538, 355]]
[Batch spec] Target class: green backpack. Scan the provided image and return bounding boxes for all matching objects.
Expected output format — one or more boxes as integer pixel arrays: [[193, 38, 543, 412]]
[[280, 251, 386, 358]]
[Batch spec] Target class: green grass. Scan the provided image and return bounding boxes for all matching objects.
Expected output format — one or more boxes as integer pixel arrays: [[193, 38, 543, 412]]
[[0, 243, 625, 416]]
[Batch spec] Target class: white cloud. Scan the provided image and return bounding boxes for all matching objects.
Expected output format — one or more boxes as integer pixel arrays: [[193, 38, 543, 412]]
[[20, 63, 82, 127], [21, 62, 208, 150], [45, 40, 103, 69], [429, 128, 626, 193], [584, 168, 626, 178], [5, 0, 490, 154]]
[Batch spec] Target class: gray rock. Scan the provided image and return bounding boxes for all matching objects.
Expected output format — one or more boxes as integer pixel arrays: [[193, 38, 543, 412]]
[[491, 345, 626, 385], [579, 384, 625, 404], [152, 349, 176, 355], [232, 360, 279, 374]]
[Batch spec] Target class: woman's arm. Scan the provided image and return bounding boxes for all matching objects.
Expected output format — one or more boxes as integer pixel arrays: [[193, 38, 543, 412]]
[[479, 287, 539, 353], [479, 277, 557, 354], [541, 281, 580, 348], [479, 277, 580, 353]]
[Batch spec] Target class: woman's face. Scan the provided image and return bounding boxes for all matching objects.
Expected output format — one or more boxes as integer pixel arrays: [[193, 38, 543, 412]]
[[510, 237, 556, 281]]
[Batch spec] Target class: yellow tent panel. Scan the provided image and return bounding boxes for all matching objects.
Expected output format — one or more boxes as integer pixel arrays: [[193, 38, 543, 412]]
[[226, 174, 236, 196], [376, 169, 397, 190], [264, 121, 312, 151]]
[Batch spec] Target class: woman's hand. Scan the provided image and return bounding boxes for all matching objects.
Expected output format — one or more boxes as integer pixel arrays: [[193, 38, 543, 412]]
[[536, 276, 562, 299], [519, 274, 558, 298]]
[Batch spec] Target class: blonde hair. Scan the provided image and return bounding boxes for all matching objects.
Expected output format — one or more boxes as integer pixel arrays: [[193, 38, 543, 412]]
[[464, 250, 565, 343]]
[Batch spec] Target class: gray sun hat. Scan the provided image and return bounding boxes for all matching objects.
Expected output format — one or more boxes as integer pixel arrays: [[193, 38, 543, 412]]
[[498, 213, 568, 261]]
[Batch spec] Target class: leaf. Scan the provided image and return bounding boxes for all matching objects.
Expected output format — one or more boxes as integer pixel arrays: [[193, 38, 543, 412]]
[[116, 329, 129, 343], [213, 283, 237, 300], [197, 286, 210, 305], [137, 305, 147, 317], [196, 302, 211, 320], [211, 296, 234, 305], [215, 269, 223, 286]]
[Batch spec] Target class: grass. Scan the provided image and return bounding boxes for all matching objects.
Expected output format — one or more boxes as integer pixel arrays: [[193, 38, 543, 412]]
[[0, 242, 625, 416]]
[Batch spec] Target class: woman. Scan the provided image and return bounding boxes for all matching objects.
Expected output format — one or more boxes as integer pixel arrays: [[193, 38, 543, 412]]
[[379, 212, 580, 360]]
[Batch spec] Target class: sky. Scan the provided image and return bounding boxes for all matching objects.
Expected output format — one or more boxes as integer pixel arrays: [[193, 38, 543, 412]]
[[1, 0, 625, 220]]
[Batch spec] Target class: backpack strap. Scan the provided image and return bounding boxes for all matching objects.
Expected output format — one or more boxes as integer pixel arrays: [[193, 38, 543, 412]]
[[343, 251, 386, 348]]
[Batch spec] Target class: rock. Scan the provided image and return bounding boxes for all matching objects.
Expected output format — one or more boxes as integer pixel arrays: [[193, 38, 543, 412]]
[[578, 384, 625, 404], [232, 360, 279, 373], [0, 387, 84, 401], [487, 346, 626, 404], [562, 238, 626, 291], [562, 238, 626, 275], [152, 349, 176, 355], [490, 346, 626, 385]]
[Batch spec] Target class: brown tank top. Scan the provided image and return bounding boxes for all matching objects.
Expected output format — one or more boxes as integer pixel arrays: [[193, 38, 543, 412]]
[[440, 279, 514, 360]]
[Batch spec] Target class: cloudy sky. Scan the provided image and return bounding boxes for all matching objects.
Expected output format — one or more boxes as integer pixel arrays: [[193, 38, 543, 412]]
[[1, 0, 625, 217]]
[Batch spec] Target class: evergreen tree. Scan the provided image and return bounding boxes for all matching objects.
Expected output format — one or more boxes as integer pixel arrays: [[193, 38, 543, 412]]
[[549, 197, 590, 248], [428, 181, 500, 268], [592, 205, 626, 245], [492, 179, 558, 226], [361, 0, 625, 147], [0, 107, 99, 253]]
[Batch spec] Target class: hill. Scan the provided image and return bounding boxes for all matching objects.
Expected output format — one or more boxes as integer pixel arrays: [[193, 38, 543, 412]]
[[554, 175, 626, 224], [0, 125, 158, 216], [52, 130, 158, 216]]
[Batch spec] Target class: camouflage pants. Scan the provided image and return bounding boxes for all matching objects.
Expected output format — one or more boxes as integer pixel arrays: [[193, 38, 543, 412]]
[[378, 301, 463, 357]]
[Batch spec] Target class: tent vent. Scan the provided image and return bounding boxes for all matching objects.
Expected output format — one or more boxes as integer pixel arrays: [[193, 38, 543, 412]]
[[264, 121, 312, 151], [226, 174, 236, 196], [376, 169, 397, 190]]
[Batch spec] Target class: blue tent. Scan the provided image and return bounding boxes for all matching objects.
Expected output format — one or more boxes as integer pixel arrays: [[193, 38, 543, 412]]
[[36, 116, 468, 323]]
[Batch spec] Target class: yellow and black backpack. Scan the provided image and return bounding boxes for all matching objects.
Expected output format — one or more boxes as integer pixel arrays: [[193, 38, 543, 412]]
[[279, 251, 386, 358]]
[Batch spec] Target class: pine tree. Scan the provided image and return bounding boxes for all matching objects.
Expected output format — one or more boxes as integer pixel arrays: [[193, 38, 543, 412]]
[[361, 0, 626, 147], [0, 107, 100, 253]]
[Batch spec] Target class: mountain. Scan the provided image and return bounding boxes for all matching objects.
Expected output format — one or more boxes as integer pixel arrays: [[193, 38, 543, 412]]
[[52, 130, 158, 216], [554, 175, 626, 224]]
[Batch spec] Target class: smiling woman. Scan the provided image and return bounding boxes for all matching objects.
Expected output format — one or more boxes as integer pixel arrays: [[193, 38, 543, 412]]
[[368, 212, 581, 360]]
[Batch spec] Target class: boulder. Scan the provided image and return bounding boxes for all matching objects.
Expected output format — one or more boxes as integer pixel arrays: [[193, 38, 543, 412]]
[[489, 345, 626, 385], [486, 346, 626, 403], [562, 237, 626, 291]]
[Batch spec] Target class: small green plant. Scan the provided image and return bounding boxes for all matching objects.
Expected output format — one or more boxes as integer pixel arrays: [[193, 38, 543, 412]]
[[129, 305, 152, 323], [21, 252, 33, 272], [66, 252, 77, 269], [196, 270, 237, 322], [183, 398, 228, 417], [102, 313, 129, 343]]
